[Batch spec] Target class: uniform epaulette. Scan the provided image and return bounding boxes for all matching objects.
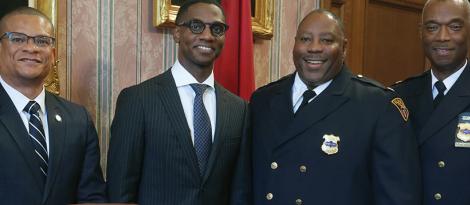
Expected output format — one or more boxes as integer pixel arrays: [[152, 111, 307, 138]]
[[351, 74, 390, 91], [391, 71, 427, 86], [257, 74, 293, 90]]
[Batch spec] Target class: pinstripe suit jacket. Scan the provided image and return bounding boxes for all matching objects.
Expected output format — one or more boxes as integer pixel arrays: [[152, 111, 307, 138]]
[[107, 69, 251, 205], [0, 84, 107, 204]]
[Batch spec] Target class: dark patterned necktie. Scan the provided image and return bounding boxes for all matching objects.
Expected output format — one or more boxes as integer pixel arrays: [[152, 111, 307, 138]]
[[190, 84, 212, 175], [24, 101, 48, 183], [433, 81, 446, 109], [296, 89, 317, 114]]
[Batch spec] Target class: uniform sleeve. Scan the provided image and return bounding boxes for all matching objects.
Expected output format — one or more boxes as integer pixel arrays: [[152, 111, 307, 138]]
[[106, 87, 145, 202], [76, 107, 107, 202], [372, 94, 421, 205]]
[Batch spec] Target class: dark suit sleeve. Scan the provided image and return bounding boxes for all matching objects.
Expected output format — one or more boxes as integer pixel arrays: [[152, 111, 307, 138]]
[[230, 102, 252, 205], [76, 107, 107, 203], [372, 94, 421, 205], [107, 87, 145, 202]]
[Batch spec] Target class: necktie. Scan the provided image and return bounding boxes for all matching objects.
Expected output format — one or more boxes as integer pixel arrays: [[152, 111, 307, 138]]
[[296, 89, 317, 114], [433, 81, 446, 109], [190, 84, 212, 175], [24, 101, 48, 182]]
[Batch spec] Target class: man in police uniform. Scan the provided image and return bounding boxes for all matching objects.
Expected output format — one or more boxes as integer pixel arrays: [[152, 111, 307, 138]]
[[251, 9, 421, 205], [392, 0, 470, 204]]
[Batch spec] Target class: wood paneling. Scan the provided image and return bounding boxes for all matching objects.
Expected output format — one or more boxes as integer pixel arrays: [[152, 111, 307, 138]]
[[323, 0, 426, 86]]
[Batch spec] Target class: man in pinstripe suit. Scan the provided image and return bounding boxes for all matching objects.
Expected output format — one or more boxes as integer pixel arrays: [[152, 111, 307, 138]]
[[106, 1, 251, 205]]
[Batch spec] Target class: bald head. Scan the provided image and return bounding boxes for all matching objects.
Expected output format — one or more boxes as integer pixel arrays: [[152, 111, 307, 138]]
[[299, 9, 345, 39], [0, 7, 54, 35], [423, 0, 470, 23]]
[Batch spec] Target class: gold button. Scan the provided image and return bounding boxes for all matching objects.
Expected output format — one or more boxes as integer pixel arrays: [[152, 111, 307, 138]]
[[271, 162, 278, 170], [434, 193, 442, 200], [296, 198, 303, 205], [438, 161, 445, 168], [299, 165, 307, 173], [266, 193, 273, 200]]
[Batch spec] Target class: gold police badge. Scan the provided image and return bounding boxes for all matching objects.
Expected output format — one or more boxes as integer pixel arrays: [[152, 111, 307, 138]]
[[321, 134, 340, 155]]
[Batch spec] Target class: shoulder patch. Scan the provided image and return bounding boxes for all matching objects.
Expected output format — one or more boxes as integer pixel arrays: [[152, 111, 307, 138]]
[[391, 97, 409, 122]]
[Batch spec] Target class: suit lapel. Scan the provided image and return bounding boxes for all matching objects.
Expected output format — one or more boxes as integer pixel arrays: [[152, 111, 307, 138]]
[[0, 84, 44, 193], [419, 65, 470, 144], [273, 68, 350, 149], [42, 93, 66, 204], [158, 70, 201, 182], [202, 83, 228, 183]]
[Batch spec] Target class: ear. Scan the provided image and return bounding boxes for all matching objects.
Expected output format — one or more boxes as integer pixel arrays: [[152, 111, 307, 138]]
[[342, 38, 348, 58], [173, 26, 181, 43]]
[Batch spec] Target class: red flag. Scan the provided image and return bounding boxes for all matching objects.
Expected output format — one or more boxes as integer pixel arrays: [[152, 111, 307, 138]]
[[214, 0, 255, 101]]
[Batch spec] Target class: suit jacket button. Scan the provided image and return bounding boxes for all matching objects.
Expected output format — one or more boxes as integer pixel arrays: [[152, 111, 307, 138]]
[[271, 162, 278, 170], [296, 198, 303, 205], [299, 165, 307, 173], [438, 161, 445, 168], [266, 193, 274, 200], [434, 193, 442, 200]]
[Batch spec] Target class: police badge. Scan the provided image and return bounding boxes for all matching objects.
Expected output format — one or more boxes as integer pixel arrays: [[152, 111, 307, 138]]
[[455, 113, 470, 148], [321, 134, 340, 155]]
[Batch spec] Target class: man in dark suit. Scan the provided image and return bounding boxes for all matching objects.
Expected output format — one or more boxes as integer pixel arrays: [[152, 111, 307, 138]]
[[251, 9, 420, 205], [106, 1, 250, 205], [0, 7, 106, 204], [392, 0, 470, 204]]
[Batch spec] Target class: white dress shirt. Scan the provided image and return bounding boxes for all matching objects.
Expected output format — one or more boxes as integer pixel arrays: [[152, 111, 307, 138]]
[[292, 72, 332, 113], [0, 76, 50, 154], [431, 59, 467, 99], [171, 60, 217, 143]]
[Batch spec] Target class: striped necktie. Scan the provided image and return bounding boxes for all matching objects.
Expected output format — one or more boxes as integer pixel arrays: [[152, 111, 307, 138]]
[[24, 101, 48, 183]]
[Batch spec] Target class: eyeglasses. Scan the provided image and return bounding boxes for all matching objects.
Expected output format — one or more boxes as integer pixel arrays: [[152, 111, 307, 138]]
[[177, 19, 229, 37], [0, 32, 55, 47]]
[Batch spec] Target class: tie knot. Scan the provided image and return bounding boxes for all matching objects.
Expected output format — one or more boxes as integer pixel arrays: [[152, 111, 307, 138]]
[[302, 89, 317, 102], [24, 101, 41, 114], [435, 81, 447, 94], [190, 84, 209, 96]]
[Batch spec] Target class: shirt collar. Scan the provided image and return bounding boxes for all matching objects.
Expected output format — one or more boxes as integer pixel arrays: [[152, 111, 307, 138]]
[[171, 60, 215, 89], [431, 59, 467, 92], [0, 75, 46, 114], [292, 72, 332, 104]]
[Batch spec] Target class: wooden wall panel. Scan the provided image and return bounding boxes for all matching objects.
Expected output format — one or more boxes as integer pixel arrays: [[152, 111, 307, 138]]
[[364, 0, 425, 86]]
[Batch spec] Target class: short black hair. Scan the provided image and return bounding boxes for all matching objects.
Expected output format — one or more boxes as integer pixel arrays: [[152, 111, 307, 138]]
[[0, 7, 54, 35], [175, 0, 225, 24]]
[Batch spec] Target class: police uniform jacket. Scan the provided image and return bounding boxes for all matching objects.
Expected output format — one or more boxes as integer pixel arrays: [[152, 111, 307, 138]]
[[392, 63, 470, 205], [251, 65, 420, 205]]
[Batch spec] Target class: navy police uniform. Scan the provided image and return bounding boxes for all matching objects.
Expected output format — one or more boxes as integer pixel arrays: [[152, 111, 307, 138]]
[[392, 63, 470, 205], [251, 65, 420, 205]]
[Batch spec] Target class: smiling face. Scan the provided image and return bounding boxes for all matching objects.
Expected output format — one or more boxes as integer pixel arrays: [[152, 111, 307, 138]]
[[173, 2, 225, 73], [292, 12, 347, 88], [0, 14, 55, 90], [422, 0, 469, 77]]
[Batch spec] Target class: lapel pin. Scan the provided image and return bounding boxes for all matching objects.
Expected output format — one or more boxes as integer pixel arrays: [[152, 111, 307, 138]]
[[55, 114, 62, 122], [321, 134, 340, 155]]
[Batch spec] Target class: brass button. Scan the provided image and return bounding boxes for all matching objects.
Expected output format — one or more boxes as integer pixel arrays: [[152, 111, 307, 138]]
[[296, 198, 303, 205], [271, 162, 278, 170], [299, 165, 307, 173], [438, 161, 445, 168], [434, 193, 442, 200], [266, 193, 273, 200]]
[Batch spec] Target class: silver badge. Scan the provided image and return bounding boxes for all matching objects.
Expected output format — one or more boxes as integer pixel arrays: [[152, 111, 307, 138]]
[[321, 134, 340, 155]]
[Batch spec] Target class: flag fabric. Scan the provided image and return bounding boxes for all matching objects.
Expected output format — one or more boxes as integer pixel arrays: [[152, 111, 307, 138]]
[[214, 0, 255, 101]]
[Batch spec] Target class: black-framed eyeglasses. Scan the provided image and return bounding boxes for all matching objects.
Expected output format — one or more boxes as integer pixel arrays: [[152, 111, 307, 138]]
[[0, 32, 55, 47], [177, 19, 229, 37]]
